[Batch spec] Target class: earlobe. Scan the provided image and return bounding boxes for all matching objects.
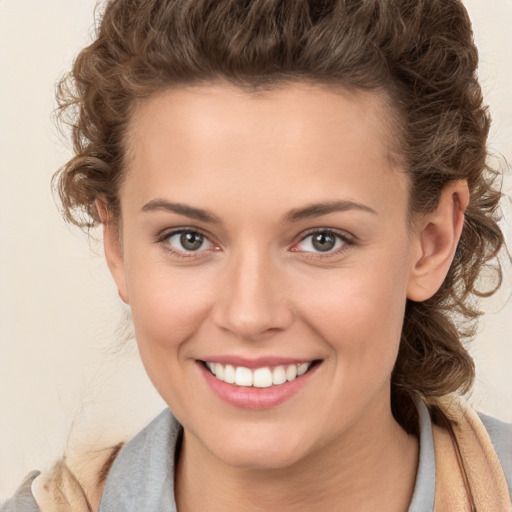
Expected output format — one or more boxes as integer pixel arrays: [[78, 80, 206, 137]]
[[406, 181, 469, 302], [95, 199, 129, 304]]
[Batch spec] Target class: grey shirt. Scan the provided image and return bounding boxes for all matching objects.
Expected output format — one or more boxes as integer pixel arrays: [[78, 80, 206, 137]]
[[3, 401, 511, 512]]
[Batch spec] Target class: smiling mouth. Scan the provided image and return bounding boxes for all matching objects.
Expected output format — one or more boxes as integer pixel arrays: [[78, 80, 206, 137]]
[[200, 360, 321, 388]]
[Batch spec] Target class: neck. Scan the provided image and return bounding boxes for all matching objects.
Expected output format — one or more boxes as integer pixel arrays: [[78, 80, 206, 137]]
[[175, 399, 418, 512]]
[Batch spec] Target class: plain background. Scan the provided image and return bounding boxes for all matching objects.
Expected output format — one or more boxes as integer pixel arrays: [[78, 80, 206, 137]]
[[1, 0, 511, 498]]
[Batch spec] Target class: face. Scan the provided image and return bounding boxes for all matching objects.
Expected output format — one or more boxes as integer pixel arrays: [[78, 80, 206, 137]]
[[108, 82, 420, 470]]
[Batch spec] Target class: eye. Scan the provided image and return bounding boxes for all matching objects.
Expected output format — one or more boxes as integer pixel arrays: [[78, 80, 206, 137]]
[[293, 230, 348, 254], [165, 230, 214, 253]]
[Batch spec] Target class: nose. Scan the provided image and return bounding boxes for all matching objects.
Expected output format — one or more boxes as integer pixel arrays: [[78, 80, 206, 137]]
[[212, 250, 294, 341]]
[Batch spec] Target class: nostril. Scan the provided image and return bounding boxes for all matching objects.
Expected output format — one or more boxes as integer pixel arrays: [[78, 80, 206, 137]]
[[212, 302, 294, 341]]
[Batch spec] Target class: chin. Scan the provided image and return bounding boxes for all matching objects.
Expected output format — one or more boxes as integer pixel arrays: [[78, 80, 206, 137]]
[[204, 428, 311, 470], [217, 447, 306, 471]]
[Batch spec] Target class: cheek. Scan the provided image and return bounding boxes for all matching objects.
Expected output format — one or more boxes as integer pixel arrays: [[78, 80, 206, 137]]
[[124, 266, 217, 408], [295, 253, 410, 378], [125, 261, 214, 357]]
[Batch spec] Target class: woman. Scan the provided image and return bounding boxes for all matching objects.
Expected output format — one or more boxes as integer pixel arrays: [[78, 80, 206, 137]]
[[3, 0, 511, 510]]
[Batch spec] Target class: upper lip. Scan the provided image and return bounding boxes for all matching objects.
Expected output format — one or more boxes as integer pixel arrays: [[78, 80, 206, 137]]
[[198, 356, 318, 369]]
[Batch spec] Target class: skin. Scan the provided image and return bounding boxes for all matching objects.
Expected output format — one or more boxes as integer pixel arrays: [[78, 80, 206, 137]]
[[101, 82, 468, 511]]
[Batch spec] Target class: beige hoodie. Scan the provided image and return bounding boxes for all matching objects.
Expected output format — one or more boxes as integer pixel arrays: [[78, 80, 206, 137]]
[[28, 395, 511, 512]]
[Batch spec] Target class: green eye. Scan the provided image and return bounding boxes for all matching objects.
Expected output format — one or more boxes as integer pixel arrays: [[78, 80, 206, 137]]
[[296, 231, 345, 253], [167, 230, 213, 252], [311, 232, 337, 252]]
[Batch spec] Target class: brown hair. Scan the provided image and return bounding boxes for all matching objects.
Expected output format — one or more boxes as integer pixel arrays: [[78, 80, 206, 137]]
[[54, 0, 504, 428]]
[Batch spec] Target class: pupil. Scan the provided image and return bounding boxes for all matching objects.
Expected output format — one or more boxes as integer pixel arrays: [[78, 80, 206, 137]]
[[312, 233, 335, 252], [181, 232, 203, 251]]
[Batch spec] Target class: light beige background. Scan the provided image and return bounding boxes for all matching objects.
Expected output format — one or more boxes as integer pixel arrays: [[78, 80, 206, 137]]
[[0, 0, 511, 498]]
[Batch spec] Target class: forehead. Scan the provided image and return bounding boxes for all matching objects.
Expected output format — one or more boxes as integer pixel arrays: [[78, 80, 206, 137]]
[[127, 81, 400, 160], [122, 82, 408, 218]]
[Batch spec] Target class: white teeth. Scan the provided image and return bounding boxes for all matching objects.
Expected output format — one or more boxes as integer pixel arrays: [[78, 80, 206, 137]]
[[253, 368, 273, 388], [285, 364, 297, 381], [205, 361, 314, 387], [297, 363, 309, 376], [272, 366, 287, 385], [214, 363, 224, 380], [224, 364, 236, 384], [235, 367, 253, 386]]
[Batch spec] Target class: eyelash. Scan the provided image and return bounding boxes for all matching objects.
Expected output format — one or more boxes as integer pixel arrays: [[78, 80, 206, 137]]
[[156, 228, 217, 259], [291, 228, 355, 259], [156, 227, 355, 260]]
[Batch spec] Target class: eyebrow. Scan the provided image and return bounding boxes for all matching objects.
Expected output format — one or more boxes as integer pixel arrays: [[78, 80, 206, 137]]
[[282, 200, 377, 223], [141, 198, 377, 224], [141, 199, 222, 224]]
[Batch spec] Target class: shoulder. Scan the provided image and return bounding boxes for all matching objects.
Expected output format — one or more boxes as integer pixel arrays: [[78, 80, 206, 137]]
[[428, 393, 512, 502], [1, 409, 176, 512], [1, 444, 123, 512], [479, 412, 512, 495], [1, 472, 41, 512]]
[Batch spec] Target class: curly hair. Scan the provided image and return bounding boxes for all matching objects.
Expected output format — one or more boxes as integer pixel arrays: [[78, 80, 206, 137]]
[[54, 0, 504, 429]]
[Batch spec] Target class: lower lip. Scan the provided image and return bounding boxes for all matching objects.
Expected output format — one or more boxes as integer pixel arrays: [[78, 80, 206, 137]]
[[197, 361, 320, 410]]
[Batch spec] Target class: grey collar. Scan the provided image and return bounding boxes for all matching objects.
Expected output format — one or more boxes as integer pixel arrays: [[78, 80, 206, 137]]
[[99, 400, 435, 512], [99, 409, 180, 512], [408, 398, 436, 512]]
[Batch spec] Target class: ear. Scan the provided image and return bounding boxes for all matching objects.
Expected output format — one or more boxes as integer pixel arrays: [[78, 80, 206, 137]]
[[407, 180, 469, 302], [96, 199, 129, 304]]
